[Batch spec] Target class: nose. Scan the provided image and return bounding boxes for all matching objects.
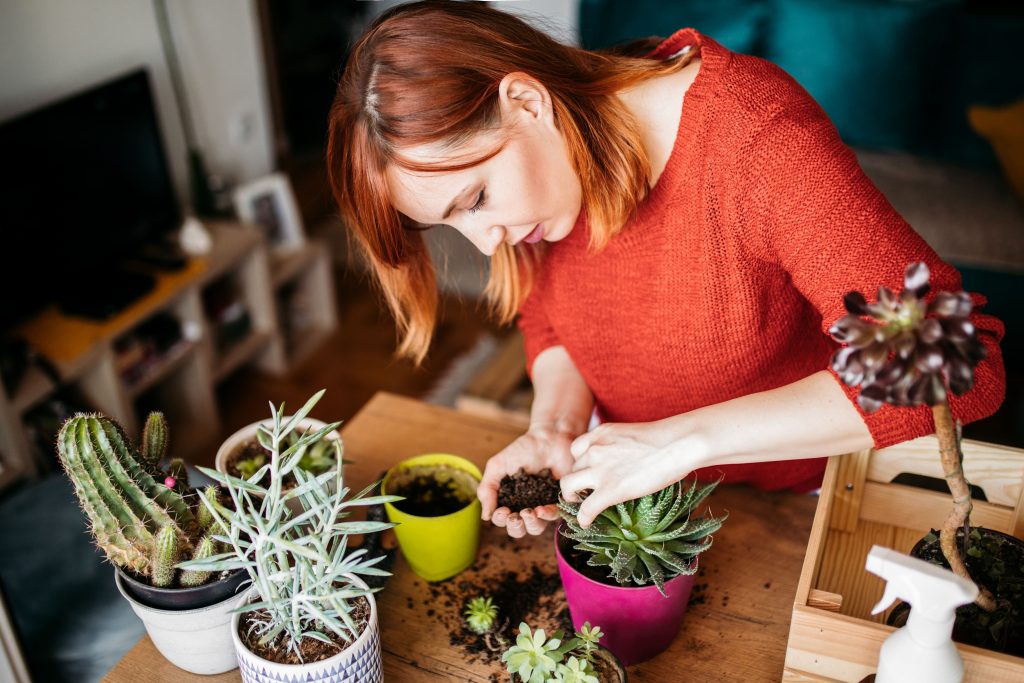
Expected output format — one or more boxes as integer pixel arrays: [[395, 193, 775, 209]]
[[475, 224, 506, 256]]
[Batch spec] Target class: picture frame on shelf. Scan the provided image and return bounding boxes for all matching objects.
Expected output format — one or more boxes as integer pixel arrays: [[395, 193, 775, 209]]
[[232, 172, 305, 253]]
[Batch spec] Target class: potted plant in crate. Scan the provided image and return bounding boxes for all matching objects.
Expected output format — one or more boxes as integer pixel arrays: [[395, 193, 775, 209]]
[[56, 411, 248, 675], [180, 390, 400, 681], [556, 478, 726, 665], [830, 261, 1023, 654]]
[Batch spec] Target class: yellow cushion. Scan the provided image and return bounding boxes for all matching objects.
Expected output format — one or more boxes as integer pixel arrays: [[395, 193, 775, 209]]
[[969, 99, 1024, 203]]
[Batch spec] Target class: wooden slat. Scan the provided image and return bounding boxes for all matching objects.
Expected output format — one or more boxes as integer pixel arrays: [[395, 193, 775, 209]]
[[782, 668, 845, 683], [786, 605, 1024, 682], [829, 449, 871, 533], [869, 435, 1024, 508], [818, 520, 893, 623], [807, 589, 842, 613], [859, 481, 1014, 534], [794, 455, 840, 606]]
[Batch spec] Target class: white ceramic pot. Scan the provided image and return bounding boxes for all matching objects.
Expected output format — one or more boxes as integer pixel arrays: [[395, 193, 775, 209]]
[[115, 569, 245, 675], [215, 417, 341, 514], [232, 586, 382, 683]]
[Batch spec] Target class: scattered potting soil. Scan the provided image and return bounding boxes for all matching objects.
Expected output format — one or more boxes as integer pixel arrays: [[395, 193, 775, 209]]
[[891, 527, 1024, 656], [238, 595, 371, 665], [497, 468, 561, 510], [387, 464, 478, 517], [426, 564, 572, 666]]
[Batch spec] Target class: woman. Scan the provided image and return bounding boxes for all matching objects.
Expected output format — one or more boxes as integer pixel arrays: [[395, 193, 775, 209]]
[[327, 1, 1005, 536]]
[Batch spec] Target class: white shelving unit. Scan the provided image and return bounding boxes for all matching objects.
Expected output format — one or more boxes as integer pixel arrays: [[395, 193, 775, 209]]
[[0, 222, 338, 478]]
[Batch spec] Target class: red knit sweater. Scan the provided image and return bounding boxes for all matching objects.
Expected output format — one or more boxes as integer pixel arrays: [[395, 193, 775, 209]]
[[516, 29, 1006, 493]]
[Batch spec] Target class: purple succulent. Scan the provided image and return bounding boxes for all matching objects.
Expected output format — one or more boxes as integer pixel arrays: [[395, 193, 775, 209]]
[[829, 262, 986, 414]]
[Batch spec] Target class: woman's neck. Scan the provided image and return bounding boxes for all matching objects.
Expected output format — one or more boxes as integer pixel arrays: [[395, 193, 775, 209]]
[[616, 58, 701, 189]]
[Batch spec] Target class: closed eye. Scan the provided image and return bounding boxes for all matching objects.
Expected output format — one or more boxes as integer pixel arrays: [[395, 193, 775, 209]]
[[467, 189, 486, 215]]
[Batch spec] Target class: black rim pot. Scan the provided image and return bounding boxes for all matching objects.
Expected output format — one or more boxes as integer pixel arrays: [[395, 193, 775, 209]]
[[116, 566, 249, 611]]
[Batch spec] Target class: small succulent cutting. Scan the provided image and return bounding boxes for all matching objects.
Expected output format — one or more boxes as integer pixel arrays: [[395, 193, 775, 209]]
[[57, 411, 224, 588], [502, 622, 605, 683], [559, 478, 726, 596], [464, 596, 499, 635], [829, 261, 995, 611]]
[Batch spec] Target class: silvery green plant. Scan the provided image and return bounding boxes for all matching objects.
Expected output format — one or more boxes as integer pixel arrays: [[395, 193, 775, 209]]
[[179, 390, 400, 660], [502, 622, 605, 683]]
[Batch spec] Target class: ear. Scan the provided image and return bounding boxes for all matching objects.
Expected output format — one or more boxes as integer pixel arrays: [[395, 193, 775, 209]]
[[498, 72, 553, 125]]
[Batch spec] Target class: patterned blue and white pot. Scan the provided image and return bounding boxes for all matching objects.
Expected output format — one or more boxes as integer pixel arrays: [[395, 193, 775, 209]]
[[231, 587, 382, 683]]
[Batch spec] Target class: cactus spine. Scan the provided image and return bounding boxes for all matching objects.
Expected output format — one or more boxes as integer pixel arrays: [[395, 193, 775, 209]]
[[57, 412, 221, 589]]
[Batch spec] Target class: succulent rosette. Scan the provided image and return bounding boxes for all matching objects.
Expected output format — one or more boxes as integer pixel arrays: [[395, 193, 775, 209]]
[[828, 261, 986, 413], [828, 261, 998, 612]]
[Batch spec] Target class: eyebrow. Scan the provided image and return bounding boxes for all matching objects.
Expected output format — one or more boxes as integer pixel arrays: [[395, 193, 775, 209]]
[[441, 184, 474, 221]]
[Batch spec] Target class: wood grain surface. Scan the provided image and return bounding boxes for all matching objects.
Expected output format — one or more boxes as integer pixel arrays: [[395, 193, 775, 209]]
[[104, 392, 817, 682]]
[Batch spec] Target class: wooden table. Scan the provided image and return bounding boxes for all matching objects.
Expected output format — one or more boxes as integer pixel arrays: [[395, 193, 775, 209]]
[[104, 392, 817, 682]]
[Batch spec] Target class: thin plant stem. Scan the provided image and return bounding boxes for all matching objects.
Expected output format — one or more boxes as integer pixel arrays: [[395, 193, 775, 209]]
[[932, 402, 997, 612]]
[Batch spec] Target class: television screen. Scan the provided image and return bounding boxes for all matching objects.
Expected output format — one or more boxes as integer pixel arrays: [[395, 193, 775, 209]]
[[0, 68, 181, 329]]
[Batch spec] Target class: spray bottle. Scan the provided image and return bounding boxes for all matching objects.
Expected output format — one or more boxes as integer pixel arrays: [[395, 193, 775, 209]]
[[865, 545, 978, 683]]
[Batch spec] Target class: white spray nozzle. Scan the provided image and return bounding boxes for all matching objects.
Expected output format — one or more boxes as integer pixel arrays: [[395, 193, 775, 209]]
[[866, 545, 977, 621]]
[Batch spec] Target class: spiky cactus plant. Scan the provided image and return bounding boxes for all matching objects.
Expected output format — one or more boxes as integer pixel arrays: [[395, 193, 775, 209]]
[[57, 412, 223, 588], [558, 479, 726, 596]]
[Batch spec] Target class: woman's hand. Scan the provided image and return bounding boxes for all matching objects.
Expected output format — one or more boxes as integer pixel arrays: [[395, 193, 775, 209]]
[[478, 425, 577, 538], [559, 419, 707, 529]]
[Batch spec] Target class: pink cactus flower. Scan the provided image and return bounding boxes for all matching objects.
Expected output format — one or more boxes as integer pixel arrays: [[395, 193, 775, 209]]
[[164, 476, 177, 488]]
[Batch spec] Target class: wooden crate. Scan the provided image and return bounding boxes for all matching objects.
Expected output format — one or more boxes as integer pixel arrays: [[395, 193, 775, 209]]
[[783, 435, 1024, 682]]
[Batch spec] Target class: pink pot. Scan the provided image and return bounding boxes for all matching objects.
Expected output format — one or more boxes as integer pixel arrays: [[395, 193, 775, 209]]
[[555, 524, 696, 666]]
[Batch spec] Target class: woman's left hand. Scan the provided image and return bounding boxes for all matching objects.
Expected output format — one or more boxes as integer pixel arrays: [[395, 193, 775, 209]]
[[559, 419, 707, 528]]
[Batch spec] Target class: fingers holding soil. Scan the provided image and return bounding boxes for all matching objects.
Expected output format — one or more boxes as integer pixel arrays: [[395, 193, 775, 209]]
[[496, 469, 561, 511]]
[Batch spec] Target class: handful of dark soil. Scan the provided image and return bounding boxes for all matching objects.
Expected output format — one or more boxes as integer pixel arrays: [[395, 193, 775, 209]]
[[497, 469, 561, 511]]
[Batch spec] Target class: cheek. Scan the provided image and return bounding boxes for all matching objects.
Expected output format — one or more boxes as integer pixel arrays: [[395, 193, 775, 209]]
[[515, 140, 567, 213]]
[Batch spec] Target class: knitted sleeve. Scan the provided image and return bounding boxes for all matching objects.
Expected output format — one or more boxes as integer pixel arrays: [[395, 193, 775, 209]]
[[740, 89, 1006, 449], [516, 282, 562, 376]]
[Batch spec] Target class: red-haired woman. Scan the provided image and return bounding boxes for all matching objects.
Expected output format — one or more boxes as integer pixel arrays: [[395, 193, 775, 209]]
[[328, 1, 1004, 535]]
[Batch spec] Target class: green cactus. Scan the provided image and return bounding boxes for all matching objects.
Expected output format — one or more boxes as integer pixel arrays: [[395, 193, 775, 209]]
[[142, 412, 168, 466], [180, 532, 216, 588], [167, 457, 190, 492], [57, 412, 218, 588], [196, 486, 220, 531], [151, 525, 179, 588]]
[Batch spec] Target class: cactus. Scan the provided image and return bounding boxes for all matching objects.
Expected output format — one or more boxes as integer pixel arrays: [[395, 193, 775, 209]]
[[151, 525, 179, 588], [180, 532, 216, 587], [167, 457, 190, 492], [196, 486, 219, 531], [142, 412, 168, 466], [57, 412, 221, 589]]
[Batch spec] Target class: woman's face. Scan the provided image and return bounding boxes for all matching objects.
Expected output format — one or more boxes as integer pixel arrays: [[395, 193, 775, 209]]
[[386, 75, 582, 256]]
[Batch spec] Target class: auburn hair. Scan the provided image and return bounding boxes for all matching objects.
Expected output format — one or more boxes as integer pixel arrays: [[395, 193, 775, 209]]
[[327, 0, 697, 363]]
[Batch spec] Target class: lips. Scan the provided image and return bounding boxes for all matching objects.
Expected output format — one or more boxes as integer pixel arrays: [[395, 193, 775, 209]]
[[523, 223, 545, 244]]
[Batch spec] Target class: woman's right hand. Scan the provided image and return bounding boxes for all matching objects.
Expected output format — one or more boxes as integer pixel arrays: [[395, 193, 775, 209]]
[[478, 425, 577, 538]]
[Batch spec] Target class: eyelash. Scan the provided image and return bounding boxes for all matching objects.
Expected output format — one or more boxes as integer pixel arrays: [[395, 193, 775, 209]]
[[467, 189, 486, 215]]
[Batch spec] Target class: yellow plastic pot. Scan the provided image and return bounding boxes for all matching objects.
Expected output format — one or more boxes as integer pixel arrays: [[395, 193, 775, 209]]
[[382, 453, 482, 582]]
